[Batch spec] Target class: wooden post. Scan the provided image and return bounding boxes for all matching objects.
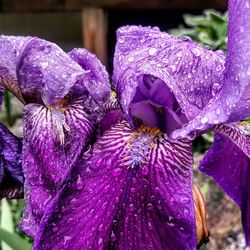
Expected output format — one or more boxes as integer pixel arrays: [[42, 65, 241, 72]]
[[82, 7, 108, 66]]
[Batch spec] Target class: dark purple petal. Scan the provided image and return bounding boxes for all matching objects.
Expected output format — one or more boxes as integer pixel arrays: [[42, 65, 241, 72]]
[[20, 100, 93, 237], [68, 48, 110, 105], [0, 123, 23, 199], [172, 0, 250, 139], [0, 86, 4, 110], [113, 26, 225, 132], [199, 123, 250, 244], [100, 109, 124, 134], [34, 121, 196, 250]]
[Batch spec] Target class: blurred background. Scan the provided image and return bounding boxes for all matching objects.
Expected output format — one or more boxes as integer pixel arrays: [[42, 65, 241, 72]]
[[1, 0, 249, 249]]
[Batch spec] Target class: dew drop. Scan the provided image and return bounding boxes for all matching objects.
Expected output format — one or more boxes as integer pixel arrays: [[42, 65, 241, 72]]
[[180, 36, 191, 41], [98, 224, 104, 232], [187, 73, 192, 79], [110, 231, 116, 242], [95, 158, 102, 167], [211, 82, 221, 96], [148, 222, 153, 230], [43, 45, 52, 54], [215, 108, 221, 115], [201, 117, 208, 124], [128, 56, 135, 62], [41, 61, 49, 69], [130, 187, 136, 193], [146, 203, 153, 211], [129, 203, 135, 212], [118, 37, 125, 44], [76, 175, 84, 190], [176, 51, 182, 58], [112, 168, 122, 176], [148, 48, 158, 56], [191, 47, 201, 57], [141, 166, 149, 175], [98, 238, 104, 250]]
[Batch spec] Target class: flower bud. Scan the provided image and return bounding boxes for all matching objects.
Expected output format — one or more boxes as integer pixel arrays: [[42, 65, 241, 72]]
[[192, 184, 209, 247]]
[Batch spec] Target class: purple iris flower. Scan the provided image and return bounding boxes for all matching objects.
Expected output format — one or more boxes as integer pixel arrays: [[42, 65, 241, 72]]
[[0, 36, 110, 237], [0, 0, 250, 249], [18, 2, 246, 250]]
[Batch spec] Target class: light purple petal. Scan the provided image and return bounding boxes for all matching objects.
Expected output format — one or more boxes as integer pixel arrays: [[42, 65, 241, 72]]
[[199, 123, 250, 244], [68, 48, 110, 105], [0, 36, 31, 103], [17, 38, 86, 105], [172, 0, 250, 139], [0, 123, 23, 199], [20, 101, 93, 237], [113, 25, 225, 131], [34, 121, 196, 250]]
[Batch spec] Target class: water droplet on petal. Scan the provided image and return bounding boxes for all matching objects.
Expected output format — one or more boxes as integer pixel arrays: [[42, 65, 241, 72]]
[[180, 36, 191, 41], [98, 224, 104, 232], [201, 117, 208, 124], [130, 187, 136, 193], [76, 175, 84, 190], [148, 48, 157, 56], [128, 56, 135, 62], [98, 238, 104, 250], [95, 158, 102, 167], [191, 47, 201, 57], [129, 203, 134, 212], [148, 222, 153, 230], [41, 61, 49, 69], [146, 203, 153, 211], [112, 168, 122, 176], [215, 108, 221, 115], [110, 231, 116, 242], [141, 166, 149, 175]]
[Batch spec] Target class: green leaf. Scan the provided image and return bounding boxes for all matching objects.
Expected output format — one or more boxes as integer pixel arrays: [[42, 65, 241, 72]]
[[1, 199, 14, 250], [0, 228, 32, 250], [183, 14, 210, 27]]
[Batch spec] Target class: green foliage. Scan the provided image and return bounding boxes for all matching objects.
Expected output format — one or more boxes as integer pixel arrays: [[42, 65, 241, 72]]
[[0, 199, 32, 250], [0, 228, 31, 250], [170, 9, 228, 52]]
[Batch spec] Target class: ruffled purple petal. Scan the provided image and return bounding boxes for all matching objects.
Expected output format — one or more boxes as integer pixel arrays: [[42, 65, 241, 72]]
[[16, 38, 86, 105], [68, 48, 110, 105], [113, 26, 225, 132], [171, 0, 250, 139], [0, 36, 31, 103], [20, 101, 93, 237], [199, 123, 250, 244], [34, 121, 196, 250], [0, 123, 23, 199]]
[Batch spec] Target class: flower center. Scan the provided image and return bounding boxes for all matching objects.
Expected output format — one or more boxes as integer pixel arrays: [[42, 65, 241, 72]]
[[47, 99, 70, 145], [120, 125, 161, 170]]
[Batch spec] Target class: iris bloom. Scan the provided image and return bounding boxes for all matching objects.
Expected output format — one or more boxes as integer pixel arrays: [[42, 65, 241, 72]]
[[0, 0, 250, 249], [0, 36, 110, 237]]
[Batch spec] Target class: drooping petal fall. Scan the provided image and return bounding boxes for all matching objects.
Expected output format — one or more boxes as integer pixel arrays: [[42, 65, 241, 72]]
[[34, 121, 196, 250], [19, 100, 94, 237], [113, 26, 225, 134], [199, 123, 250, 244], [171, 0, 250, 139], [0, 123, 23, 199]]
